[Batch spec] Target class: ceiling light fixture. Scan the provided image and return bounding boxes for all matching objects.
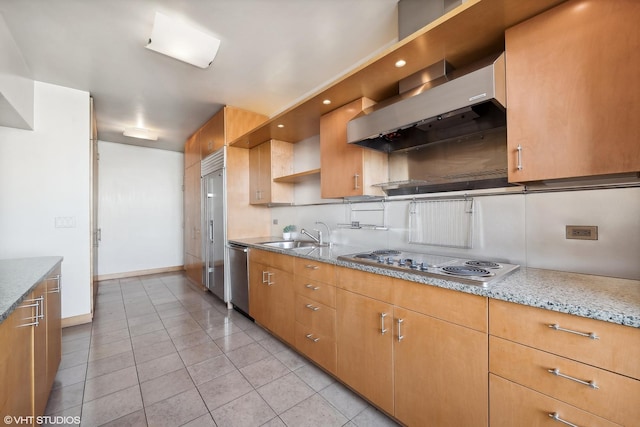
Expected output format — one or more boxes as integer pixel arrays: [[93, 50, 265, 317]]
[[395, 59, 407, 68], [123, 127, 158, 141], [323, 99, 331, 105], [145, 12, 220, 69], [277, 124, 285, 128]]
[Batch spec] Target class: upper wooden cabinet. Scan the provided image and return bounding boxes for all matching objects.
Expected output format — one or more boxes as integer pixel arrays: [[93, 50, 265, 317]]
[[506, 0, 640, 182], [320, 98, 388, 198], [184, 131, 201, 168], [249, 140, 294, 205], [201, 106, 268, 158]]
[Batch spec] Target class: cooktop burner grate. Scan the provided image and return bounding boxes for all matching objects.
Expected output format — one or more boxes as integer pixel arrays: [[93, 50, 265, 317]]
[[441, 266, 493, 277], [465, 260, 501, 269]]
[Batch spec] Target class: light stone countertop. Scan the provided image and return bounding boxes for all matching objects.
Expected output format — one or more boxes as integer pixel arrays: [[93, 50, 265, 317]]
[[0, 257, 63, 323], [232, 237, 640, 328]]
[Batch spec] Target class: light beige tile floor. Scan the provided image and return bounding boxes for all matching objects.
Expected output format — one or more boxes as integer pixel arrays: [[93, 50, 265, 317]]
[[45, 271, 400, 427]]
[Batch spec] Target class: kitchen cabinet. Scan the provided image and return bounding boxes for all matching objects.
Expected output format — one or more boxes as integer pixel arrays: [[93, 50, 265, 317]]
[[506, 0, 640, 182], [336, 267, 394, 414], [184, 131, 201, 169], [489, 299, 640, 427], [248, 249, 295, 344], [392, 279, 488, 427], [0, 262, 62, 424], [184, 160, 202, 286], [320, 98, 388, 198], [249, 140, 294, 205], [293, 258, 337, 374]]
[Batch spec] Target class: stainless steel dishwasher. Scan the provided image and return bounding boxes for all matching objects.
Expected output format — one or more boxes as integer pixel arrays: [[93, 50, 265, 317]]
[[227, 242, 250, 316]]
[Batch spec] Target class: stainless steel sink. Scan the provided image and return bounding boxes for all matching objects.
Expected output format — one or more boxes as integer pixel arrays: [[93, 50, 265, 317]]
[[261, 240, 317, 249]]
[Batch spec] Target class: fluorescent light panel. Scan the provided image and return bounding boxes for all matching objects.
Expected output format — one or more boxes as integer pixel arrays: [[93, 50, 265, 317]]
[[146, 12, 220, 68], [123, 127, 158, 141]]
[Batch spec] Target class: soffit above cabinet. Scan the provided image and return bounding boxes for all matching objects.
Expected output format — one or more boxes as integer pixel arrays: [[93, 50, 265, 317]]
[[229, 0, 567, 149]]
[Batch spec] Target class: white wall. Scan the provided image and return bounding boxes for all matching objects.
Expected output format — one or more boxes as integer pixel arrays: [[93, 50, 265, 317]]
[[97, 141, 184, 276], [0, 82, 90, 318]]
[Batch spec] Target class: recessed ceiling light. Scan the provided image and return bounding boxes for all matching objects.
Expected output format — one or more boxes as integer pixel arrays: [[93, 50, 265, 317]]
[[395, 59, 407, 68], [123, 127, 158, 141], [323, 99, 331, 105], [277, 124, 284, 128], [145, 12, 220, 69]]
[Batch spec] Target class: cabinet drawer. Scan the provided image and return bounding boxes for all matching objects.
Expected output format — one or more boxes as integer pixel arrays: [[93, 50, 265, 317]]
[[294, 258, 335, 282], [295, 295, 335, 337], [490, 336, 639, 426], [295, 277, 335, 308], [490, 374, 621, 427], [336, 266, 393, 302], [294, 322, 336, 375], [489, 299, 640, 380], [250, 249, 293, 272], [393, 278, 487, 332]]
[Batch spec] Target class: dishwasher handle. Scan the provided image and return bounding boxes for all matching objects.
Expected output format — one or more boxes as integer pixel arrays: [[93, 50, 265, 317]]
[[227, 243, 248, 253]]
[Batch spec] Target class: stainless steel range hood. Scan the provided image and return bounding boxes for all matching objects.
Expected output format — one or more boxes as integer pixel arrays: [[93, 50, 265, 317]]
[[347, 53, 506, 153]]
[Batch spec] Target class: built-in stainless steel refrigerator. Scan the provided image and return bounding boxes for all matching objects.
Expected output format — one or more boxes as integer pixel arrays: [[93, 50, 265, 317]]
[[201, 148, 227, 302]]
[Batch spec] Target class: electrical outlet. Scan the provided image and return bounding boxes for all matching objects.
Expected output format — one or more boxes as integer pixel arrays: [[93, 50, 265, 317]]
[[273, 219, 278, 225], [566, 225, 598, 240]]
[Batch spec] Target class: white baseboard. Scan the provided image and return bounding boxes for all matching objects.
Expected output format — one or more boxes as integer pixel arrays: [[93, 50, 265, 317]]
[[96, 265, 184, 281]]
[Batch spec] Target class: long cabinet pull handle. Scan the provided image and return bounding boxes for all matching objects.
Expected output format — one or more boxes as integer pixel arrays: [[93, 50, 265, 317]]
[[548, 412, 580, 427], [397, 318, 404, 342], [547, 368, 599, 389], [354, 173, 360, 189], [305, 304, 319, 311], [548, 323, 599, 340], [49, 274, 61, 293], [305, 333, 320, 343], [305, 265, 319, 270], [516, 145, 523, 170], [304, 284, 320, 291], [18, 297, 43, 327], [380, 313, 388, 335]]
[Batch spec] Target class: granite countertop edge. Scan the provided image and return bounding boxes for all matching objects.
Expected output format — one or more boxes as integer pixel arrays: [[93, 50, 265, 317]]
[[0, 256, 64, 324], [232, 237, 640, 328]]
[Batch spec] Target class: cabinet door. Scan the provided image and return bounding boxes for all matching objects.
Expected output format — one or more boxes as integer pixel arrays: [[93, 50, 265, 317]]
[[26, 282, 47, 419], [249, 260, 270, 326], [45, 267, 62, 394], [336, 289, 394, 414], [248, 144, 262, 204], [320, 98, 387, 198], [394, 307, 488, 427], [249, 141, 293, 205], [506, 0, 640, 182], [200, 110, 224, 158], [0, 300, 34, 419]]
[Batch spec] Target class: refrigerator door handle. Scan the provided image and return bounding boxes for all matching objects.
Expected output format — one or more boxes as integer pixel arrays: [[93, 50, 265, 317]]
[[209, 220, 214, 242]]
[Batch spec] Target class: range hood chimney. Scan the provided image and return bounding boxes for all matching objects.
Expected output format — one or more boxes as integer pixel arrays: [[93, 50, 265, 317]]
[[347, 53, 506, 153]]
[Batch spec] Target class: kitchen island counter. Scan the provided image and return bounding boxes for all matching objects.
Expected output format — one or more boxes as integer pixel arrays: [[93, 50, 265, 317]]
[[0, 256, 63, 323], [232, 237, 640, 328]]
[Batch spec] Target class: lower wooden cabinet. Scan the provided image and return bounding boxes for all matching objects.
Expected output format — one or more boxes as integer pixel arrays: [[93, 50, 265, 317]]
[[336, 288, 394, 414], [490, 375, 621, 427], [0, 262, 62, 425]]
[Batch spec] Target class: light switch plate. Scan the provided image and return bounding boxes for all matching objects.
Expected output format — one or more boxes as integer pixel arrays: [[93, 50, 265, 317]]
[[566, 225, 598, 240]]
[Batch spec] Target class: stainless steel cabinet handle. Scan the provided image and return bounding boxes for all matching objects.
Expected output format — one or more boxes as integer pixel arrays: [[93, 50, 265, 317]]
[[19, 297, 43, 327], [548, 323, 599, 340], [37, 296, 45, 320], [548, 412, 580, 427], [380, 312, 388, 335], [547, 368, 599, 389], [266, 272, 274, 286], [304, 284, 320, 291], [262, 271, 268, 284], [397, 318, 404, 342], [49, 274, 61, 293], [354, 173, 360, 189], [305, 304, 319, 312], [305, 333, 320, 343], [516, 145, 523, 170], [305, 264, 319, 270]]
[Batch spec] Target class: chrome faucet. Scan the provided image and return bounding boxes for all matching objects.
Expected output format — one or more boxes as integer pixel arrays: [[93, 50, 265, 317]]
[[315, 221, 332, 247], [300, 228, 322, 245]]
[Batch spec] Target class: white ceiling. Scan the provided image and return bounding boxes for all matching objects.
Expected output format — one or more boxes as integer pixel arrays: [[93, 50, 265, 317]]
[[1, 0, 398, 152]]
